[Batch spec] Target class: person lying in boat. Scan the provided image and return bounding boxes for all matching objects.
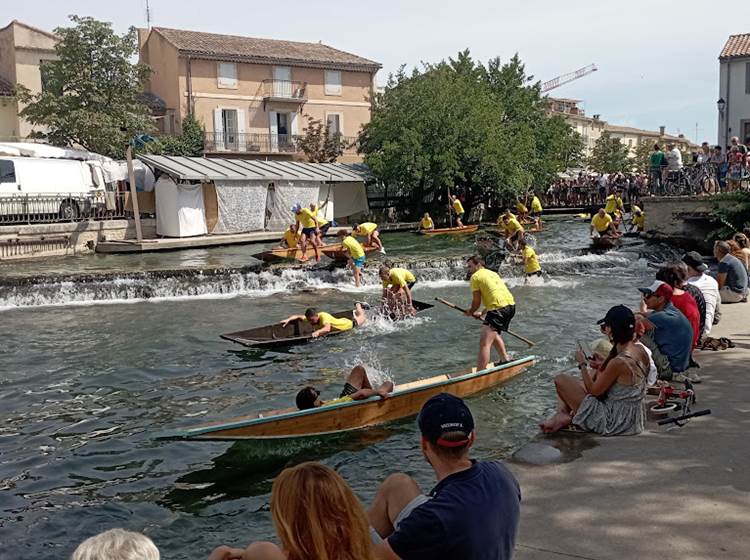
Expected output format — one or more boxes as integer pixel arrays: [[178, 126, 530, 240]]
[[379, 265, 417, 317], [295, 365, 394, 409], [281, 304, 367, 338], [278, 223, 301, 249], [419, 212, 434, 231]]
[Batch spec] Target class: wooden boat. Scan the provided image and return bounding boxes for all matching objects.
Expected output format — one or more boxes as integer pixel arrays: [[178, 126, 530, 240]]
[[591, 235, 622, 249], [419, 224, 479, 236], [320, 243, 378, 261], [220, 300, 434, 348], [493, 226, 543, 236], [157, 356, 535, 441], [252, 244, 336, 263]]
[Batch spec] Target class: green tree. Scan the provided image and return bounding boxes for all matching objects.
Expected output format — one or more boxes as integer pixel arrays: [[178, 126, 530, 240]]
[[633, 140, 654, 173], [587, 132, 632, 174], [143, 115, 205, 156], [296, 115, 347, 162], [16, 16, 153, 159], [359, 50, 581, 217]]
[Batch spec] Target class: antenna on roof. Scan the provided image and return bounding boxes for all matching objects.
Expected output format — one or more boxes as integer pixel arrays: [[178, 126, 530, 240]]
[[145, 0, 152, 28]]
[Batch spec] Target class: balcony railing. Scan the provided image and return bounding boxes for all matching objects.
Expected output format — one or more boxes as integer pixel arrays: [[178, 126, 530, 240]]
[[261, 79, 308, 101], [204, 132, 359, 155]]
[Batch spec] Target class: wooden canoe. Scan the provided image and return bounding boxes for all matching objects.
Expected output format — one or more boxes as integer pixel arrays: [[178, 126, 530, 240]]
[[494, 226, 543, 236], [591, 235, 622, 249], [419, 224, 479, 236], [158, 356, 535, 441], [320, 244, 378, 261], [220, 300, 435, 348], [252, 244, 338, 263]]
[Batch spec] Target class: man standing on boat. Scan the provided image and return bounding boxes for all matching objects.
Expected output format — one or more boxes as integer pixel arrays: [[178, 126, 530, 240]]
[[281, 304, 367, 338], [379, 265, 417, 317], [465, 255, 516, 370], [449, 194, 465, 228], [530, 191, 544, 230], [292, 203, 321, 262], [368, 393, 521, 560]]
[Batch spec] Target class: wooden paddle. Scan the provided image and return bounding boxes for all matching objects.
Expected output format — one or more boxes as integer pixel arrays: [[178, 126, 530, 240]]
[[434, 297, 536, 347]]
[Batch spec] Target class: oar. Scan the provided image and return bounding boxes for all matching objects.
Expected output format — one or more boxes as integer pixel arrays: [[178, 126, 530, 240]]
[[434, 297, 536, 347]]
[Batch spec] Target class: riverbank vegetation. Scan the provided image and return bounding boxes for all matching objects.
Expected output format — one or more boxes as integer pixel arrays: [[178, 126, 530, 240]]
[[358, 51, 584, 217]]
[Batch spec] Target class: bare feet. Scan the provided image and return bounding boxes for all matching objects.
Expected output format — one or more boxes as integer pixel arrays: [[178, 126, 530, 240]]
[[540, 412, 572, 433]]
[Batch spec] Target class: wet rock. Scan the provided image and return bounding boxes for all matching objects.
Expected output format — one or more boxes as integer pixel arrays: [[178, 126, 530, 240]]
[[512, 442, 563, 465]]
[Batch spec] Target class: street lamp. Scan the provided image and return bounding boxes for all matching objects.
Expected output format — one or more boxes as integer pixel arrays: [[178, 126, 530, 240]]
[[717, 98, 726, 115]]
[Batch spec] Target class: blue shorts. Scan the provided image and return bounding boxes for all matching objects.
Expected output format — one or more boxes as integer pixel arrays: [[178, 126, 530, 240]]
[[301, 227, 317, 237], [353, 256, 366, 269]]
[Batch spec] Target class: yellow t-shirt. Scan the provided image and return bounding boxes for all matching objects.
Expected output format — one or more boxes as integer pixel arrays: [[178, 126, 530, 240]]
[[531, 196, 543, 213], [296, 207, 318, 229], [505, 217, 524, 235], [420, 217, 434, 229], [452, 199, 465, 214], [383, 268, 416, 288], [632, 214, 645, 230], [604, 195, 624, 214], [312, 204, 328, 227], [469, 268, 515, 310], [515, 202, 528, 214], [523, 246, 541, 274], [324, 395, 353, 406], [355, 222, 378, 236], [342, 235, 365, 259], [282, 228, 300, 247], [631, 204, 642, 215], [591, 213, 613, 233], [307, 311, 353, 332]]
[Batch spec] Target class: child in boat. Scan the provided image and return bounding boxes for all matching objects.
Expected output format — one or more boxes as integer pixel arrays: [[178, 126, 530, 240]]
[[295, 365, 394, 410]]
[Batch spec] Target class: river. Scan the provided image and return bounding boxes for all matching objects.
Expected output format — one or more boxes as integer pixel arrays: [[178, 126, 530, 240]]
[[0, 217, 672, 559]]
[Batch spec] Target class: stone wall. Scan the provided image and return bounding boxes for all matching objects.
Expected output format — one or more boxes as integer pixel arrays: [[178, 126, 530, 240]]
[[0, 219, 157, 260], [641, 196, 726, 251]]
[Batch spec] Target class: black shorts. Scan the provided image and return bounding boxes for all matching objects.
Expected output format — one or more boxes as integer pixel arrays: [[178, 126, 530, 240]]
[[526, 270, 542, 278], [301, 227, 317, 237], [483, 305, 515, 334], [319, 223, 331, 234], [340, 382, 358, 398], [407, 281, 416, 290]]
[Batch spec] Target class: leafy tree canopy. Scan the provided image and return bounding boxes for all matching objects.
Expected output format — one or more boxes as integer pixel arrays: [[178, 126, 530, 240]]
[[17, 15, 153, 159], [358, 51, 583, 216], [141, 115, 205, 157], [587, 131, 632, 174], [297, 115, 347, 163]]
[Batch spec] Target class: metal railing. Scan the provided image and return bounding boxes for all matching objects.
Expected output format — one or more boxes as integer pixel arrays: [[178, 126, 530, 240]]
[[261, 79, 308, 100], [0, 191, 138, 225], [204, 132, 359, 154]]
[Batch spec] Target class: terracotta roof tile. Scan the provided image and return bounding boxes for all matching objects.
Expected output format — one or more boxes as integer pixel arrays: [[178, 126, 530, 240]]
[[0, 76, 14, 96], [151, 27, 380, 71], [719, 34, 750, 59]]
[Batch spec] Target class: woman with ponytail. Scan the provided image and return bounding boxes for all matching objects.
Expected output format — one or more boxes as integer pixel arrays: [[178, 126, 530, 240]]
[[540, 305, 650, 436]]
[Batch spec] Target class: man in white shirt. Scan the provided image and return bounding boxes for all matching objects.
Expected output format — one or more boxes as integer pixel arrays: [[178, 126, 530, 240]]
[[683, 251, 720, 335], [666, 143, 683, 171]]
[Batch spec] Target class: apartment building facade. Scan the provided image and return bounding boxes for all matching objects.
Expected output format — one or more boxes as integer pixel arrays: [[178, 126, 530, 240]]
[[718, 33, 750, 148], [139, 27, 380, 162], [0, 20, 58, 139]]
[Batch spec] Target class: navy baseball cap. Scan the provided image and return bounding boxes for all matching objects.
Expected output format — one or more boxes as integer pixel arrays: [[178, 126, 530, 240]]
[[417, 393, 474, 447], [597, 304, 635, 329]]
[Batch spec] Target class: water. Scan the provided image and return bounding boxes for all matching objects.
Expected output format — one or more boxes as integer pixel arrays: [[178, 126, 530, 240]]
[[0, 217, 670, 559]]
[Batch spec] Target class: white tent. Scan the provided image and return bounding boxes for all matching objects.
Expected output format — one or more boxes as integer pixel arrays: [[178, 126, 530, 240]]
[[154, 176, 208, 237]]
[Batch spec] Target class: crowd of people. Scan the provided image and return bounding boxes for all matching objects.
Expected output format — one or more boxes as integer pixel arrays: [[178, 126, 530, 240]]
[[544, 172, 647, 207]]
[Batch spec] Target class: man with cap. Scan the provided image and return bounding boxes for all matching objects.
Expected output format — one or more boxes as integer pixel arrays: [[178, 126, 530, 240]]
[[684, 251, 720, 333], [368, 393, 521, 560], [636, 280, 694, 382]]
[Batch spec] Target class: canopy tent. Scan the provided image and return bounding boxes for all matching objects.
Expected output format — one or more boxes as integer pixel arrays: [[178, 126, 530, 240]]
[[138, 155, 370, 237]]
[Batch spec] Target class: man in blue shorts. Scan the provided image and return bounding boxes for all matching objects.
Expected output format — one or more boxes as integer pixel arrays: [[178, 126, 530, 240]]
[[368, 393, 521, 560]]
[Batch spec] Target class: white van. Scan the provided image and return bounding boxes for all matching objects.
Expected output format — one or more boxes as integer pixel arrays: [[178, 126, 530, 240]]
[[0, 156, 107, 219]]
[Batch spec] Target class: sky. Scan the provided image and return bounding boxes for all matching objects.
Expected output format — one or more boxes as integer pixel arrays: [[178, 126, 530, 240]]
[[7, 0, 750, 144]]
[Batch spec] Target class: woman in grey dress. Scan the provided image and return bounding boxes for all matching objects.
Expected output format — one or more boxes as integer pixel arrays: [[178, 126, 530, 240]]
[[540, 305, 650, 436]]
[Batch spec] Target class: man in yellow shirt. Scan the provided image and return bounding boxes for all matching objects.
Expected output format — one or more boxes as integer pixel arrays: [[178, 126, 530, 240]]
[[354, 221, 385, 254], [631, 210, 645, 233], [310, 201, 331, 245], [294, 365, 393, 410], [590, 208, 619, 238], [449, 194, 465, 228], [465, 255, 516, 370], [292, 202, 321, 262], [419, 213, 434, 231], [379, 265, 417, 316], [338, 229, 367, 287], [278, 223, 301, 250], [518, 237, 542, 282], [604, 189, 625, 219], [530, 192, 544, 229], [501, 212, 525, 251], [281, 303, 367, 338], [515, 197, 529, 221]]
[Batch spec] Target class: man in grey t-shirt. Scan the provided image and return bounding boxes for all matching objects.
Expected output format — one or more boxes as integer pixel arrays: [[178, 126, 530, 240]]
[[714, 241, 748, 303]]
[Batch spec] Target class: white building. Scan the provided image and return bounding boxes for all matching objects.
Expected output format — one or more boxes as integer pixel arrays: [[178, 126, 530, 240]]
[[718, 34, 750, 147]]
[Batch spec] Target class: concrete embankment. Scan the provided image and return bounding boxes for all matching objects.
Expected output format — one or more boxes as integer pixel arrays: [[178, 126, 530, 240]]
[[510, 303, 750, 560]]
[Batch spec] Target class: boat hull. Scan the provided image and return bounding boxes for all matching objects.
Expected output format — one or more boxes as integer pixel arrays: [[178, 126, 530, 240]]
[[419, 224, 479, 236], [320, 244, 378, 261], [160, 356, 534, 441], [591, 235, 621, 249]]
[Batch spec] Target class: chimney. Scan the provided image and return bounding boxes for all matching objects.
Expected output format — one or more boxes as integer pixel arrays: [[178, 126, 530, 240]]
[[659, 126, 665, 136], [593, 114, 600, 121]]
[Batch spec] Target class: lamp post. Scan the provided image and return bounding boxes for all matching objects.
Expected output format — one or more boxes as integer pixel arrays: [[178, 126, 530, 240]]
[[717, 98, 726, 148]]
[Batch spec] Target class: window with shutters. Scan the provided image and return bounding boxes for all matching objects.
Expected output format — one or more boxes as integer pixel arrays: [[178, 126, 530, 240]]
[[326, 113, 342, 135], [217, 62, 238, 89], [325, 70, 342, 95]]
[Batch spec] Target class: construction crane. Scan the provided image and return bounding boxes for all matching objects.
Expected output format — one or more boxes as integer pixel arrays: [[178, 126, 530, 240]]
[[540, 64, 598, 94]]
